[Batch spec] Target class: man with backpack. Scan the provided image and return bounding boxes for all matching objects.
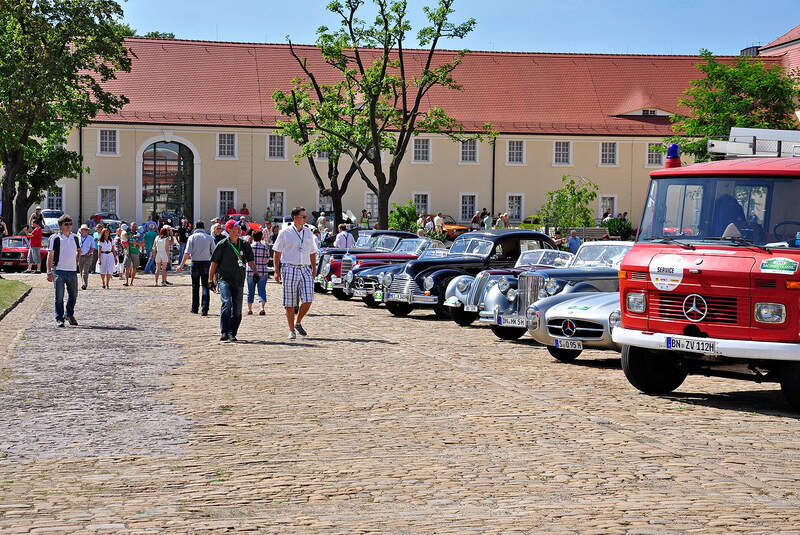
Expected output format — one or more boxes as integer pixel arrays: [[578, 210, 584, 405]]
[[46, 215, 81, 328]]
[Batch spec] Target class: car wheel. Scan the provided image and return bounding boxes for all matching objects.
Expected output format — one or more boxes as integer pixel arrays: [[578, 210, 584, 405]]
[[450, 308, 478, 326], [314, 282, 326, 293], [490, 325, 527, 340], [780, 363, 800, 411], [386, 301, 413, 317], [363, 294, 380, 308], [621, 345, 687, 395], [332, 288, 352, 301], [546, 345, 582, 362]]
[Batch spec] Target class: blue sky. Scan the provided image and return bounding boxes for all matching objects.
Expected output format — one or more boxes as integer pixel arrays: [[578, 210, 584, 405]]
[[122, 0, 798, 55]]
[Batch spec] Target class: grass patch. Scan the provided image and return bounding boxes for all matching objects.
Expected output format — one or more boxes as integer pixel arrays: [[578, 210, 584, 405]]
[[0, 279, 29, 316]]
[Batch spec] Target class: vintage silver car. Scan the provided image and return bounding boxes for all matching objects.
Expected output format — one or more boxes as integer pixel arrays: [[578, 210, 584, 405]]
[[530, 291, 622, 362], [443, 249, 574, 327]]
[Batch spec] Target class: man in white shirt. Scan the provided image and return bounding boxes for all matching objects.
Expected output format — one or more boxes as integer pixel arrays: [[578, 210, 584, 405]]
[[273, 206, 318, 340], [46, 215, 81, 327], [333, 224, 355, 249], [434, 213, 445, 233]]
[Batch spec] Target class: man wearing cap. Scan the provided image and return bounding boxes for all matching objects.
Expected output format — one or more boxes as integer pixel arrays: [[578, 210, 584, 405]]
[[78, 224, 96, 289], [178, 221, 215, 316], [273, 206, 317, 340], [29, 206, 44, 229], [208, 219, 257, 342]]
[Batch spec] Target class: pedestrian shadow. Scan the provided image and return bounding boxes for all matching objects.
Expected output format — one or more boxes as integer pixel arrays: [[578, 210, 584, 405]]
[[662, 389, 800, 419], [305, 313, 352, 318], [306, 337, 397, 345], [77, 325, 140, 331], [235, 340, 319, 348]]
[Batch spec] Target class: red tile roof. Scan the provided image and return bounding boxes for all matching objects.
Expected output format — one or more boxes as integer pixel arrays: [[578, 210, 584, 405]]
[[760, 24, 800, 52], [94, 38, 781, 136]]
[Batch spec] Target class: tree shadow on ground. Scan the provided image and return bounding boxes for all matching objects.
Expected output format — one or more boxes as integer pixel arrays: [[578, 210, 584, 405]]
[[567, 357, 621, 370], [663, 389, 800, 419], [78, 325, 140, 331], [305, 337, 397, 345], [234, 340, 318, 348]]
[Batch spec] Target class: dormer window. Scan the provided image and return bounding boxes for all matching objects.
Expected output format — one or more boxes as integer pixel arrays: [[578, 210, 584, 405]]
[[642, 109, 657, 116]]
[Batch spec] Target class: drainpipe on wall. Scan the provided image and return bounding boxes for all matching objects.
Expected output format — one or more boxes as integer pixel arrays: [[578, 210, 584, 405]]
[[78, 127, 83, 224], [490, 142, 496, 214]]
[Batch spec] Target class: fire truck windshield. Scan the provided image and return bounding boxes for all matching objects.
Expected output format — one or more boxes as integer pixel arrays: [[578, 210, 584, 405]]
[[638, 176, 800, 248]]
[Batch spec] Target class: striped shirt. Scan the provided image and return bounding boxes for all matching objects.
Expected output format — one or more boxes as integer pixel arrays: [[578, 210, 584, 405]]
[[247, 241, 269, 275]]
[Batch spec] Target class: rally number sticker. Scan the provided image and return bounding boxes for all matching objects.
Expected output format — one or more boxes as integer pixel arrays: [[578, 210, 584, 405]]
[[759, 257, 799, 275], [649, 254, 684, 291]]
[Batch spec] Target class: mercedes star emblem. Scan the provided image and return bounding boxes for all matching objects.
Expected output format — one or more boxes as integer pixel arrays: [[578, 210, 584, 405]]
[[562, 319, 577, 337], [682, 294, 708, 322], [356, 278, 364, 289]]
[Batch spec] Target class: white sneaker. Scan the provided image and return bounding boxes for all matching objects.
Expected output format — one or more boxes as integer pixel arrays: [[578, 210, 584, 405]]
[[288, 331, 296, 340]]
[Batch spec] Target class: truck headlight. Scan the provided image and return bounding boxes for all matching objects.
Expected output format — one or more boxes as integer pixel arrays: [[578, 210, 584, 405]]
[[609, 310, 621, 332], [506, 288, 518, 301], [382, 273, 393, 287], [456, 278, 471, 293], [545, 278, 560, 295], [497, 278, 510, 293], [423, 276, 434, 291], [526, 305, 540, 330], [345, 270, 354, 283], [321, 263, 331, 276], [626, 292, 646, 314], [754, 302, 786, 324]]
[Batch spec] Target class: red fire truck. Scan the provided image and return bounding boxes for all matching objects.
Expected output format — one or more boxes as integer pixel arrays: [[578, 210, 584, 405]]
[[613, 133, 800, 410]]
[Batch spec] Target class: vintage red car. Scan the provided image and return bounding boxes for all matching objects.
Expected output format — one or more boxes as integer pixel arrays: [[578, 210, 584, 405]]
[[1, 235, 49, 271]]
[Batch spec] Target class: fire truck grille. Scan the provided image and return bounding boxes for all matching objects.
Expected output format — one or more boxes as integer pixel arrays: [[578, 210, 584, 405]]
[[629, 271, 648, 281], [654, 293, 738, 324]]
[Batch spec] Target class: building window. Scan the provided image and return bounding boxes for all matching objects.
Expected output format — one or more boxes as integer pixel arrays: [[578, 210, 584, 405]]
[[600, 142, 617, 166], [99, 129, 118, 155], [365, 191, 378, 216], [45, 186, 64, 212], [600, 195, 616, 218], [267, 134, 286, 159], [413, 193, 429, 215], [507, 140, 525, 164], [217, 133, 236, 158], [553, 141, 571, 165], [413, 138, 431, 162], [642, 109, 657, 116], [267, 190, 285, 218], [99, 187, 118, 214], [460, 139, 478, 163], [319, 191, 333, 213], [507, 194, 523, 222], [217, 189, 236, 218], [459, 193, 476, 222], [315, 150, 329, 161], [647, 143, 664, 167]]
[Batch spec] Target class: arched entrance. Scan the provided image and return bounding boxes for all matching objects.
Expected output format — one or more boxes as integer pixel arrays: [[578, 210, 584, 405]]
[[141, 141, 194, 224]]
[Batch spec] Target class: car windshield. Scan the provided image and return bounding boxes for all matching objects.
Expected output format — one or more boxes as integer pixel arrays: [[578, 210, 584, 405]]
[[516, 249, 574, 268], [420, 247, 449, 259], [354, 235, 373, 248], [443, 215, 457, 225], [374, 235, 400, 251], [3, 238, 27, 248], [639, 176, 800, 248], [394, 238, 425, 254], [573, 244, 631, 268], [449, 237, 493, 256]]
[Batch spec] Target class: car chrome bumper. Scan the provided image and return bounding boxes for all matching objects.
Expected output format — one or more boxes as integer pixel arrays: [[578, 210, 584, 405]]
[[387, 292, 438, 305], [612, 327, 800, 361]]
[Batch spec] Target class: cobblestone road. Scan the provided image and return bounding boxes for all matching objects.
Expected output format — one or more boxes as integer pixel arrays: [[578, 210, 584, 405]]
[[1, 272, 799, 534]]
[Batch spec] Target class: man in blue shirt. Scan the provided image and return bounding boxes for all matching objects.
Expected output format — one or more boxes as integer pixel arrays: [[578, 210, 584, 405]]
[[566, 230, 582, 254]]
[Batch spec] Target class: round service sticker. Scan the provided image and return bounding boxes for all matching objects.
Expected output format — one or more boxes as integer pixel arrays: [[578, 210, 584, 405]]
[[649, 254, 684, 291]]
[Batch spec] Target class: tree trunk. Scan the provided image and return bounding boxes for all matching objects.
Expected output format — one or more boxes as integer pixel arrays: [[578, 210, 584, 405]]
[[14, 184, 31, 232], [331, 191, 344, 230], [377, 188, 391, 230], [1, 163, 20, 232]]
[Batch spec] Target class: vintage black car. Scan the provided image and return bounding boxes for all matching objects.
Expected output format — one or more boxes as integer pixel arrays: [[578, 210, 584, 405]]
[[385, 230, 554, 318]]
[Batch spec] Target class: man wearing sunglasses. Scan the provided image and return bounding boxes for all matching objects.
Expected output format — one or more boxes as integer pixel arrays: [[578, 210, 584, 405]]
[[46, 215, 81, 327], [272, 206, 318, 339]]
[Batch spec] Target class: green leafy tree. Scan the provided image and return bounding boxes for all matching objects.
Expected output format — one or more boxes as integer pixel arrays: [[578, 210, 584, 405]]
[[665, 49, 800, 161], [601, 217, 634, 240], [538, 175, 598, 230], [387, 199, 418, 231], [142, 31, 175, 39], [277, 0, 494, 229], [0, 0, 131, 228]]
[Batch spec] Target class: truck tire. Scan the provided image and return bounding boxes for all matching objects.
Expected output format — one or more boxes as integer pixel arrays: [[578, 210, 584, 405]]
[[363, 294, 380, 308], [450, 308, 478, 326], [547, 345, 582, 362], [386, 302, 413, 317], [621, 345, 687, 395], [780, 363, 800, 411], [332, 288, 352, 301], [490, 325, 526, 340]]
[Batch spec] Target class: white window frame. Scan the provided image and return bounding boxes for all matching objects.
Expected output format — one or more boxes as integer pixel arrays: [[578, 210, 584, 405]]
[[266, 189, 286, 218], [45, 185, 65, 212], [458, 139, 479, 165], [314, 150, 329, 161], [599, 141, 619, 167], [215, 133, 238, 160], [411, 137, 432, 164], [645, 142, 664, 168], [505, 140, 526, 165], [216, 188, 237, 218], [458, 192, 478, 223], [266, 134, 287, 161], [506, 192, 525, 222], [411, 191, 431, 215], [598, 194, 618, 219], [552, 141, 572, 166], [364, 191, 378, 216], [642, 109, 657, 116], [97, 129, 120, 157], [97, 186, 120, 215]]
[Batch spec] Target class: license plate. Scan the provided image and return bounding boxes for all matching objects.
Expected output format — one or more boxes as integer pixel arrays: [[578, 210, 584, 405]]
[[375, 291, 383, 300], [464, 304, 478, 312], [326, 282, 333, 290], [499, 315, 525, 327], [353, 289, 367, 297], [555, 338, 583, 350], [331, 276, 341, 284], [3, 262, 13, 266], [666, 336, 718, 355]]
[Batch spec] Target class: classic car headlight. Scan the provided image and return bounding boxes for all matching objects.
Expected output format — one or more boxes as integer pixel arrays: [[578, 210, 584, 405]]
[[423, 276, 435, 291], [754, 302, 786, 324], [626, 292, 647, 314], [497, 278, 510, 293], [382, 273, 393, 287], [506, 288, 518, 302], [526, 305, 540, 330], [545, 278, 561, 295], [456, 278, 472, 293], [321, 263, 331, 276], [609, 310, 621, 331], [345, 270, 354, 283], [538, 288, 548, 300]]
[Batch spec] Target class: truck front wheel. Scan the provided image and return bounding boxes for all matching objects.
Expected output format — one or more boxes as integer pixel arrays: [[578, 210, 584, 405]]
[[621, 345, 687, 395], [780, 363, 800, 411]]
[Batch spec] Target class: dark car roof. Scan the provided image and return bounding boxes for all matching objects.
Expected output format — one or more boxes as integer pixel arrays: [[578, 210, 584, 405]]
[[457, 229, 553, 242], [359, 229, 418, 238]]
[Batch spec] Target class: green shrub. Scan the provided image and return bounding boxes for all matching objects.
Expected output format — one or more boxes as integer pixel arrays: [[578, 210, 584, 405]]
[[388, 200, 420, 232], [602, 218, 634, 240]]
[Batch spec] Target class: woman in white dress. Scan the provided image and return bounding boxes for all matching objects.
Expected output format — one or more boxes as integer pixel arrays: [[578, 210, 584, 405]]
[[152, 226, 174, 287], [96, 228, 115, 289]]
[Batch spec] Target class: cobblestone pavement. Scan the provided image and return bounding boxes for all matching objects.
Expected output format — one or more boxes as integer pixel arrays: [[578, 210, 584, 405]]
[[1, 272, 800, 534]]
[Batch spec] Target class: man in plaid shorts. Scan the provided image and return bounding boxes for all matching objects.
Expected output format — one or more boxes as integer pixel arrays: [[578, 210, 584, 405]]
[[272, 206, 318, 340]]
